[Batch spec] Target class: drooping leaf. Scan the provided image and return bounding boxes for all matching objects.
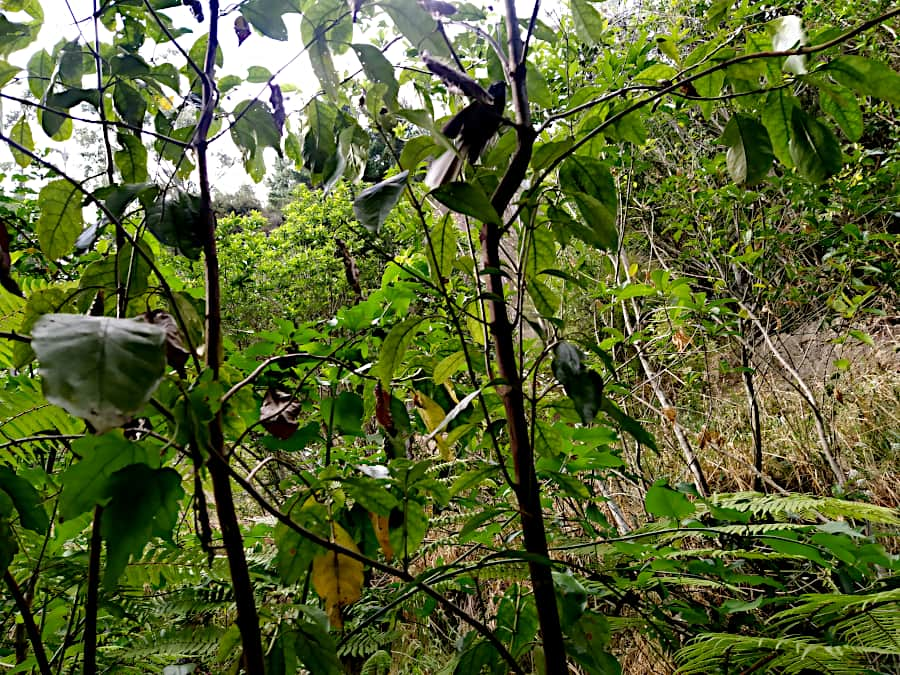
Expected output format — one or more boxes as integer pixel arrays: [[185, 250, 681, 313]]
[[311, 523, 364, 628], [0, 466, 48, 534], [814, 80, 863, 142], [558, 156, 618, 250], [261, 388, 303, 440], [101, 464, 185, 588], [9, 115, 33, 168], [114, 132, 148, 183], [230, 99, 282, 183], [352, 171, 408, 233], [552, 342, 604, 424], [234, 15, 252, 44], [426, 214, 458, 282], [241, 0, 293, 40], [37, 179, 84, 260], [761, 90, 800, 167], [600, 397, 657, 451], [353, 44, 399, 108], [379, 0, 451, 58], [718, 114, 774, 185], [31, 314, 167, 433], [321, 391, 365, 437], [570, 0, 607, 45], [146, 189, 205, 259], [789, 108, 842, 183], [113, 81, 147, 127]]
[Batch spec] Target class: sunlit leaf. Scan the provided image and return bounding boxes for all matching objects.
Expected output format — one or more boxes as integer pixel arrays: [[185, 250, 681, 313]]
[[37, 179, 84, 260], [311, 523, 364, 628]]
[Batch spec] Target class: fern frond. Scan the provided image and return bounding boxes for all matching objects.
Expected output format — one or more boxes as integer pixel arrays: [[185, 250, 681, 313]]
[[709, 492, 900, 526], [675, 633, 896, 674]]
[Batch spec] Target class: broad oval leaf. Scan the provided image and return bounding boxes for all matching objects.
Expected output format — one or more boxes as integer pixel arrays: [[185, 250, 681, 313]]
[[824, 55, 900, 106], [645, 483, 696, 520], [719, 114, 774, 185], [789, 108, 842, 183], [430, 182, 501, 225], [311, 523, 364, 629], [32, 314, 167, 433], [37, 179, 84, 260]]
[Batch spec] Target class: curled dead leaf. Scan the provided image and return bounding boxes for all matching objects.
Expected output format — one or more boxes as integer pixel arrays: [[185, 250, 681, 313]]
[[260, 388, 303, 440]]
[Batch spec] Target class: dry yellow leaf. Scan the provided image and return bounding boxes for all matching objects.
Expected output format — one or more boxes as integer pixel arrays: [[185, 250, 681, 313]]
[[413, 390, 452, 459], [311, 523, 364, 629], [369, 512, 393, 561]]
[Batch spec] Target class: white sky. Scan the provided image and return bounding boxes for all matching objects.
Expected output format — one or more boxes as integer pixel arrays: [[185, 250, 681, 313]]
[[1, 0, 565, 196]]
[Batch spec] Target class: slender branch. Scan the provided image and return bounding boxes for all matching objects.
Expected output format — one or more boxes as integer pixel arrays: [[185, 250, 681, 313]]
[[193, 3, 264, 672], [4, 570, 52, 675], [483, 1, 568, 671], [83, 506, 103, 674]]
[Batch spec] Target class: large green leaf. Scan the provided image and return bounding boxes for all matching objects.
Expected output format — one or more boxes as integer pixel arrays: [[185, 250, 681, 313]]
[[113, 81, 147, 127], [353, 44, 399, 108], [31, 314, 167, 433], [761, 90, 800, 167], [9, 114, 33, 168], [101, 464, 185, 588], [37, 179, 84, 260], [789, 108, 842, 183], [719, 114, 774, 185], [426, 215, 458, 282], [0, 465, 48, 534], [813, 80, 863, 142], [552, 342, 604, 424], [430, 182, 501, 226], [146, 189, 205, 259], [558, 156, 618, 250], [379, 0, 451, 58], [352, 171, 408, 233], [59, 432, 158, 520], [372, 316, 426, 387], [114, 132, 148, 183], [824, 55, 900, 106], [570, 0, 607, 45], [645, 482, 696, 520]]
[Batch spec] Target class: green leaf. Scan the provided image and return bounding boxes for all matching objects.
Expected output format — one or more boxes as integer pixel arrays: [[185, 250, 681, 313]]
[[814, 80, 863, 142], [101, 464, 185, 588], [379, 0, 451, 58], [433, 351, 467, 385], [37, 179, 84, 260], [570, 0, 607, 45], [342, 477, 398, 515], [528, 277, 560, 317], [114, 132, 148, 183], [113, 81, 147, 127], [388, 498, 427, 561], [645, 482, 696, 520], [9, 115, 33, 168], [241, 0, 294, 40], [146, 189, 205, 259], [824, 55, 900, 106], [430, 182, 502, 226], [321, 391, 365, 437], [230, 99, 282, 183], [558, 156, 618, 250], [352, 171, 409, 233], [761, 90, 800, 167], [693, 69, 724, 120], [372, 316, 425, 387], [531, 139, 575, 172], [0, 466, 48, 534], [0, 59, 19, 88], [26, 48, 52, 98], [59, 433, 157, 520], [426, 215, 458, 282], [31, 314, 167, 433], [718, 114, 774, 185], [789, 108, 842, 183], [353, 44, 399, 108], [526, 62, 553, 108], [600, 398, 657, 451], [247, 65, 272, 83], [552, 342, 603, 424]]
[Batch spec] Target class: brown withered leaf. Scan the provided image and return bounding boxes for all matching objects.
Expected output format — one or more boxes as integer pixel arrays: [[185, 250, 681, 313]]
[[143, 310, 190, 375], [0, 219, 23, 298], [260, 388, 303, 440], [662, 406, 677, 422], [234, 15, 251, 45]]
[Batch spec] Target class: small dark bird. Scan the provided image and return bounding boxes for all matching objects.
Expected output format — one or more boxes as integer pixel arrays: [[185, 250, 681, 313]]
[[425, 81, 506, 188]]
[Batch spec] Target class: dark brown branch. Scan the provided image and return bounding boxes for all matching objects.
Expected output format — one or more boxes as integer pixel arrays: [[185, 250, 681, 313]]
[[484, 1, 567, 672], [4, 570, 52, 675], [83, 506, 103, 674]]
